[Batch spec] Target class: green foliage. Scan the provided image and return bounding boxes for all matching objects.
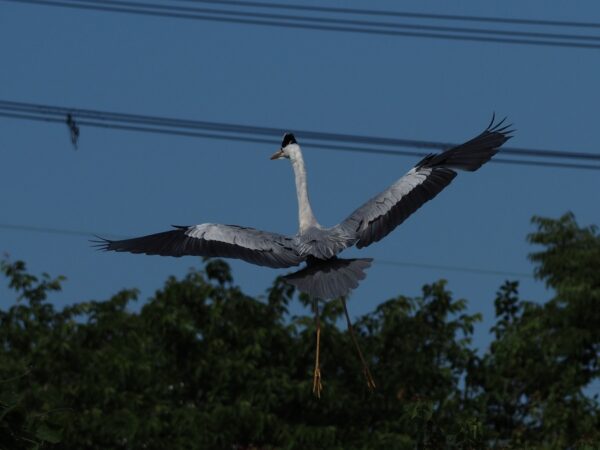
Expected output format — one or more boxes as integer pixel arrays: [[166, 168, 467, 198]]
[[473, 213, 600, 448], [0, 259, 68, 449], [0, 213, 599, 449]]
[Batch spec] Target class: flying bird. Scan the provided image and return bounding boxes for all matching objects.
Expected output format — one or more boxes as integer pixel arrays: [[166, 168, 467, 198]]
[[95, 117, 512, 396]]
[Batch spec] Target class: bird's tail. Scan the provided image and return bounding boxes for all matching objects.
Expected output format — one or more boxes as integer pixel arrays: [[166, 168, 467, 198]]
[[283, 258, 373, 299]]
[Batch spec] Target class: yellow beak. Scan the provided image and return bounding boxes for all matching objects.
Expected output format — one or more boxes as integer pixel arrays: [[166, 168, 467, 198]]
[[270, 149, 285, 160]]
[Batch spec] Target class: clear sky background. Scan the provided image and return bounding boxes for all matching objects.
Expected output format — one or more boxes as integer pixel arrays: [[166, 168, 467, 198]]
[[1, 0, 599, 354]]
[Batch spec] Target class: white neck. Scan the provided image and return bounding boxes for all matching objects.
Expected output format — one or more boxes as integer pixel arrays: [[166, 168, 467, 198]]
[[289, 146, 319, 233]]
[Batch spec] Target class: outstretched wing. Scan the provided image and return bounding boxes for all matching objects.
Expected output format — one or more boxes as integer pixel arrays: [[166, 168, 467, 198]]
[[94, 223, 304, 269], [337, 118, 513, 249]]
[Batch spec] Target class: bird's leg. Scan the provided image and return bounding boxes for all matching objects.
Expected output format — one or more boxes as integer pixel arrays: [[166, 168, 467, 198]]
[[341, 297, 376, 391], [312, 297, 323, 398]]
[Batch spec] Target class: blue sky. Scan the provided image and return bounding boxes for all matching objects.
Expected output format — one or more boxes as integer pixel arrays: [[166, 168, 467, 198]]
[[1, 0, 599, 354]]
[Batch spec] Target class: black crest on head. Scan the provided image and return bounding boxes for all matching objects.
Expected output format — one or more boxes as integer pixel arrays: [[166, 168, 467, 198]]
[[281, 133, 297, 148]]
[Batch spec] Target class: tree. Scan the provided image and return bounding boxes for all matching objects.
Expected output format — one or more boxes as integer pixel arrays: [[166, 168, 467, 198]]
[[1, 213, 599, 449], [473, 213, 600, 448]]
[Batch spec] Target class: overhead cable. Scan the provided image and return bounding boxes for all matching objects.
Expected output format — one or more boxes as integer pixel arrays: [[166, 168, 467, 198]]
[[3, 0, 600, 50], [2, 99, 600, 161], [178, 0, 600, 30], [25, 0, 600, 43], [1, 100, 600, 171]]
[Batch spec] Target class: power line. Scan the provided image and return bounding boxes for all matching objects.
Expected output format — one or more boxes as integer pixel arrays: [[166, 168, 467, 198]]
[[0, 223, 533, 279], [2, 99, 600, 161], [4, 0, 600, 50], [377, 260, 533, 279], [3, 110, 599, 171], [179, 0, 600, 31], [2, 100, 600, 171], [0, 223, 108, 239], [18, 0, 600, 44]]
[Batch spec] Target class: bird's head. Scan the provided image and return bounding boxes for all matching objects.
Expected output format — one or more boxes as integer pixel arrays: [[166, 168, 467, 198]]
[[270, 133, 299, 160]]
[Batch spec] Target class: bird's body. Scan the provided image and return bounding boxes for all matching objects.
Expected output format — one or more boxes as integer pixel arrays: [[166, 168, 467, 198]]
[[294, 225, 355, 259], [95, 117, 513, 396]]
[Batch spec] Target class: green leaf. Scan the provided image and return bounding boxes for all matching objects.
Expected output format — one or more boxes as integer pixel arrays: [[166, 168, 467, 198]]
[[34, 424, 62, 444]]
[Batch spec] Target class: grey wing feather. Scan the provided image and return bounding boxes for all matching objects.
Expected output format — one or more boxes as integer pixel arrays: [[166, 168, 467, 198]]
[[93, 223, 304, 269], [338, 118, 513, 249]]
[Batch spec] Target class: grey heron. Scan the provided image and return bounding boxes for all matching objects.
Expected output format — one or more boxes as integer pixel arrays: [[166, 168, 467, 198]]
[[95, 117, 512, 396]]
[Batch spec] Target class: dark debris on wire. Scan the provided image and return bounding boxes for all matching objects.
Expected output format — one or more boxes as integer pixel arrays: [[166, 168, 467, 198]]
[[66, 113, 80, 149]]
